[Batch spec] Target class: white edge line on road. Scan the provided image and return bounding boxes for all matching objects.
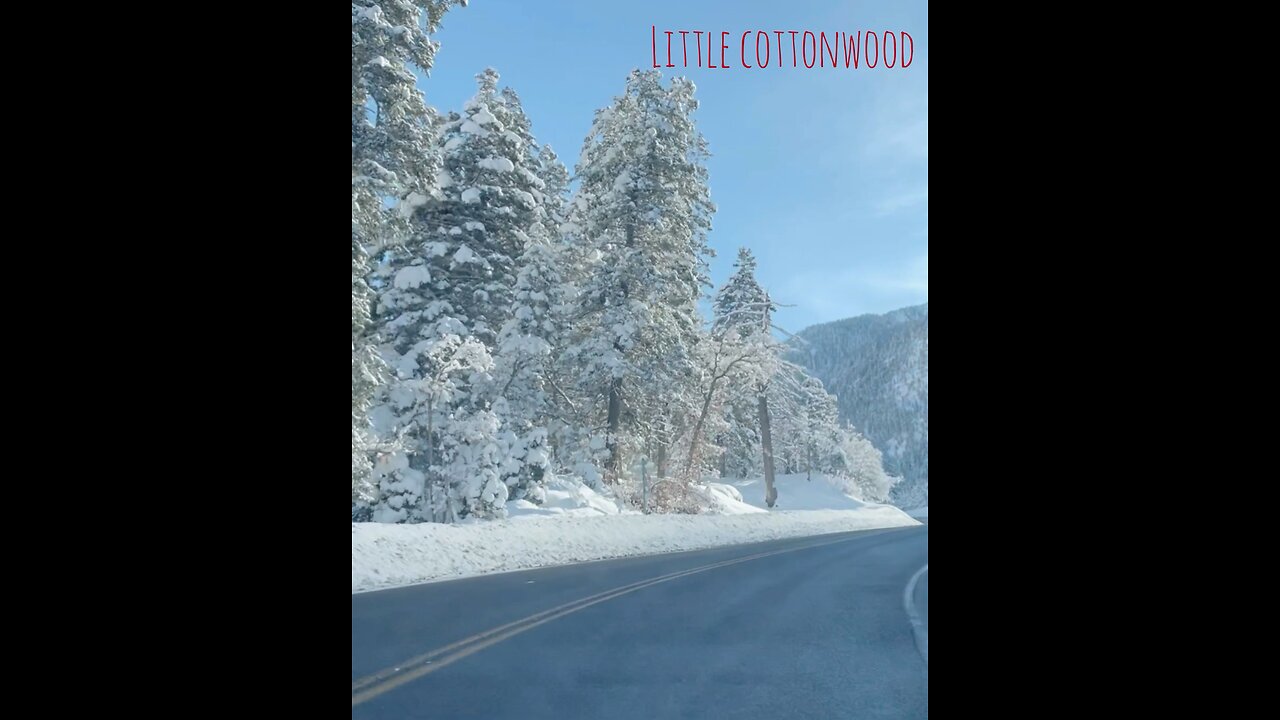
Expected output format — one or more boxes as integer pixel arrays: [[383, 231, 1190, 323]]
[[904, 563, 928, 664]]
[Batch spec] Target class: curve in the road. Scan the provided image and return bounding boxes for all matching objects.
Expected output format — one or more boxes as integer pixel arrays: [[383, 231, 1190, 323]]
[[352, 524, 928, 719], [353, 532, 885, 707], [904, 563, 929, 664]]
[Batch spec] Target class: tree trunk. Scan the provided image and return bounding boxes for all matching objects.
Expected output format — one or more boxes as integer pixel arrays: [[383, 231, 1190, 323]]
[[605, 377, 623, 483], [758, 392, 777, 508], [684, 377, 720, 481], [424, 397, 437, 521], [424, 397, 434, 468], [603, 213, 637, 485]]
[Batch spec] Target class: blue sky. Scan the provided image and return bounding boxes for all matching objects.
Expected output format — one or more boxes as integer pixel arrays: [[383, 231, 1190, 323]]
[[418, 0, 928, 332]]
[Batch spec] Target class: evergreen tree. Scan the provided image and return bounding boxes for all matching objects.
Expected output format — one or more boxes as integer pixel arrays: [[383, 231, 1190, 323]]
[[353, 235, 382, 511], [352, 0, 464, 514], [416, 68, 547, 345], [713, 248, 772, 336], [672, 249, 778, 486], [370, 329, 500, 523], [491, 236, 560, 502], [711, 248, 781, 506], [565, 70, 715, 485], [491, 132, 566, 501], [538, 144, 570, 226], [442, 71, 561, 504], [799, 376, 841, 480], [375, 68, 559, 522]]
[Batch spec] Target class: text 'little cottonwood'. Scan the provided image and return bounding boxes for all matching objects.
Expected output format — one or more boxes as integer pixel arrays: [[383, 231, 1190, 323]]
[[652, 27, 914, 70]]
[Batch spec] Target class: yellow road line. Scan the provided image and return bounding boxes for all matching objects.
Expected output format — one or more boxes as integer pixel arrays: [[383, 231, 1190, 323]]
[[351, 532, 866, 708]]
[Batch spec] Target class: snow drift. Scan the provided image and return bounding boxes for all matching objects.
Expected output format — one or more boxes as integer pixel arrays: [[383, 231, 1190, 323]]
[[352, 474, 918, 592]]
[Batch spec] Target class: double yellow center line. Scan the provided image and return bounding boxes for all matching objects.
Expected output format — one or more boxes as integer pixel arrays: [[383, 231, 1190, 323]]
[[351, 532, 864, 707]]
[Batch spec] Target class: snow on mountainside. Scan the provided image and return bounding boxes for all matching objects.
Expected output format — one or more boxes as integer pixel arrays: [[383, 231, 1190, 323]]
[[789, 303, 928, 507]]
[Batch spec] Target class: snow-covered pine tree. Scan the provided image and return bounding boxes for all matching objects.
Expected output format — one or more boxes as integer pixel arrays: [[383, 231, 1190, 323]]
[[538, 144, 570, 226], [353, 235, 382, 513], [351, 0, 464, 515], [486, 83, 567, 503], [712, 248, 772, 334], [417, 68, 547, 346], [710, 247, 782, 506], [707, 249, 883, 509], [538, 144, 606, 481], [435, 70, 559, 505], [565, 70, 715, 486], [490, 232, 561, 503], [370, 331, 498, 523], [798, 375, 841, 480], [375, 68, 560, 522]]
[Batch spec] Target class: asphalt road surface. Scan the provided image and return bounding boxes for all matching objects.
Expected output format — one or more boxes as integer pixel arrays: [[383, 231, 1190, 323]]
[[353, 524, 929, 719]]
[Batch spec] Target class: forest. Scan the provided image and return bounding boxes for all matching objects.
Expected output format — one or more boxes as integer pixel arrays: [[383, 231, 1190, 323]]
[[353, 0, 896, 524]]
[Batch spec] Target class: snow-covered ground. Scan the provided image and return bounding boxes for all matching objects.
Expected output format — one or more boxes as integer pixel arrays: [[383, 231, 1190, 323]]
[[505, 476, 635, 519], [353, 474, 918, 593], [906, 506, 928, 519], [727, 473, 872, 511]]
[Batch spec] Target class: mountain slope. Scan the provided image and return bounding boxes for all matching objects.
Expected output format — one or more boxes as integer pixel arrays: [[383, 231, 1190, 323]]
[[789, 304, 928, 507]]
